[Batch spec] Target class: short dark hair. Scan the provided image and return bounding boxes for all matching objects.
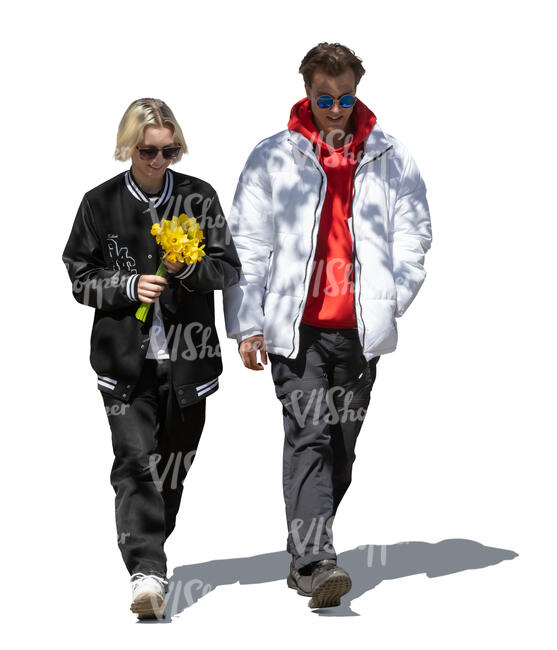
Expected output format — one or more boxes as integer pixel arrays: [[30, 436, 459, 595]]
[[299, 42, 366, 87]]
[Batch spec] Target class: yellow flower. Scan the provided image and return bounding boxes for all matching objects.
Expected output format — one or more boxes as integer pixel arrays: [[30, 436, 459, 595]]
[[177, 213, 196, 230], [186, 245, 206, 263], [150, 213, 205, 266]]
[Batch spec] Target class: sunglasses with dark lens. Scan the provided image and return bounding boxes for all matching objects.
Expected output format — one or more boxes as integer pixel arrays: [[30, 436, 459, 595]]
[[136, 145, 181, 161], [316, 94, 356, 109]]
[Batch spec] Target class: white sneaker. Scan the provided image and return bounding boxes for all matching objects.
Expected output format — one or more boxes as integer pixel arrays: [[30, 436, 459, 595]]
[[130, 573, 168, 619]]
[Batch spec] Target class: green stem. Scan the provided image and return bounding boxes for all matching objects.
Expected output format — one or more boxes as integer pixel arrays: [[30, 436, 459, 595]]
[[135, 262, 168, 322]]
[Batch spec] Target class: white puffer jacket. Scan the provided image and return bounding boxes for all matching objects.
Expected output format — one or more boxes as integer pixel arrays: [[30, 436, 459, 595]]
[[223, 120, 432, 361]]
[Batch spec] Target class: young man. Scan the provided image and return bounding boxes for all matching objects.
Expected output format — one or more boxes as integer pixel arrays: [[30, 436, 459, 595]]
[[62, 98, 241, 619], [223, 43, 432, 608]]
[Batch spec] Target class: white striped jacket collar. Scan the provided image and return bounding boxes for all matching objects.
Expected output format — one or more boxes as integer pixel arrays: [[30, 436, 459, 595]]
[[124, 168, 174, 207]]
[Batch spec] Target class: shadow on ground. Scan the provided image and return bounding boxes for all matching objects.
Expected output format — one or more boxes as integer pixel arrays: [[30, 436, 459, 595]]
[[139, 538, 518, 622]]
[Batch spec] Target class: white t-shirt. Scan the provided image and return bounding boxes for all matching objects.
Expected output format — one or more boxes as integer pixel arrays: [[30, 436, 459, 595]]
[[142, 193, 170, 360], [146, 298, 170, 360]]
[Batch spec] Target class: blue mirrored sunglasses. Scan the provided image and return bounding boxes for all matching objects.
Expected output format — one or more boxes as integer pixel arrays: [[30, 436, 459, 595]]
[[316, 94, 356, 109]]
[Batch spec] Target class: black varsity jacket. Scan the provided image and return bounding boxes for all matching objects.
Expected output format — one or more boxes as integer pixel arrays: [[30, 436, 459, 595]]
[[62, 167, 242, 407]]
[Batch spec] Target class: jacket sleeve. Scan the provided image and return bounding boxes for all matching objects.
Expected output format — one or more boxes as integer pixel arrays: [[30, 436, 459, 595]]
[[62, 195, 141, 310], [171, 187, 242, 294], [222, 145, 274, 345], [390, 150, 432, 317]]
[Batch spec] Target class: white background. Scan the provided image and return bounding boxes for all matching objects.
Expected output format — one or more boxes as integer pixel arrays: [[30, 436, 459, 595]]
[[2, 0, 556, 646]]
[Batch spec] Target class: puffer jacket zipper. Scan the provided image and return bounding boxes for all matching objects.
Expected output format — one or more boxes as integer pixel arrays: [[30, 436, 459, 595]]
[[286, 140, 327, 357], [349, 145, 394, 354], [286, 137, 392, 360], [289, 162, 325, 356]]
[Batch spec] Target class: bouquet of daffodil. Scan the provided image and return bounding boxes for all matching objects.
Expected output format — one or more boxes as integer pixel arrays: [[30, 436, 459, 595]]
[[135, 213, 206, 322]]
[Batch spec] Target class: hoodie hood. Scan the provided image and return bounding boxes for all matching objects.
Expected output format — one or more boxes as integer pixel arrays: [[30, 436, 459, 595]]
[[288, 96, 377, 155]]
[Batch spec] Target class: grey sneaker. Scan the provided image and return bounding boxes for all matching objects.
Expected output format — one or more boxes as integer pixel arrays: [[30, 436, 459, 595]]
[[287, 559, 352, 608]]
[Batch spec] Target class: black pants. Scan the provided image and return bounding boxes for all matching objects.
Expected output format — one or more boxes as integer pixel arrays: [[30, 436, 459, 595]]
[[101, 358, 206, 579], [268, 323, 379, 571]]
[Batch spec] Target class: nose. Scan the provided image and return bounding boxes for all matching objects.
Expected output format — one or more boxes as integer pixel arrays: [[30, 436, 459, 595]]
[[152, 150, 165, 165], [330, 102, 341, 115]]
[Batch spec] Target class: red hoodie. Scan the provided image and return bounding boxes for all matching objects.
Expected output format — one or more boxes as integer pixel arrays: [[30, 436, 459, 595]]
[[288, 97, 376, 328]]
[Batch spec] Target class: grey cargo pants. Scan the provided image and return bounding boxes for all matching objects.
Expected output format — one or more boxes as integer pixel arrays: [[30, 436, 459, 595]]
[[268, 322, 380, 571]]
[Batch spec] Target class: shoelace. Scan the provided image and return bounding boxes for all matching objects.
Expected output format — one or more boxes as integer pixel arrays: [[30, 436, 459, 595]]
[[130, 572, 169, 592], [311, 561, 337, 578]]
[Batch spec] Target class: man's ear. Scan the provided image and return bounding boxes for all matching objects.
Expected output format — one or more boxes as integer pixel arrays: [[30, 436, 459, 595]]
[[304, 82, 311, 100]]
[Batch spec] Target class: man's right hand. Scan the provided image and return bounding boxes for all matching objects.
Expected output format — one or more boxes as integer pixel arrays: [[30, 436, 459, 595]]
[[239, 335, 268, 370], [137, 274, 168, 303]]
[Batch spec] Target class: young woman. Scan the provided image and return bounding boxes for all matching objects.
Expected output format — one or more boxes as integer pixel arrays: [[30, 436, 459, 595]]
[[62, 98, 241, 619]]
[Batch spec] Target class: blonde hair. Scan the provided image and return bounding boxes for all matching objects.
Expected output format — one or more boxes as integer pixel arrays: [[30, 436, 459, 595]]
[[114, 98, 188, 162]]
